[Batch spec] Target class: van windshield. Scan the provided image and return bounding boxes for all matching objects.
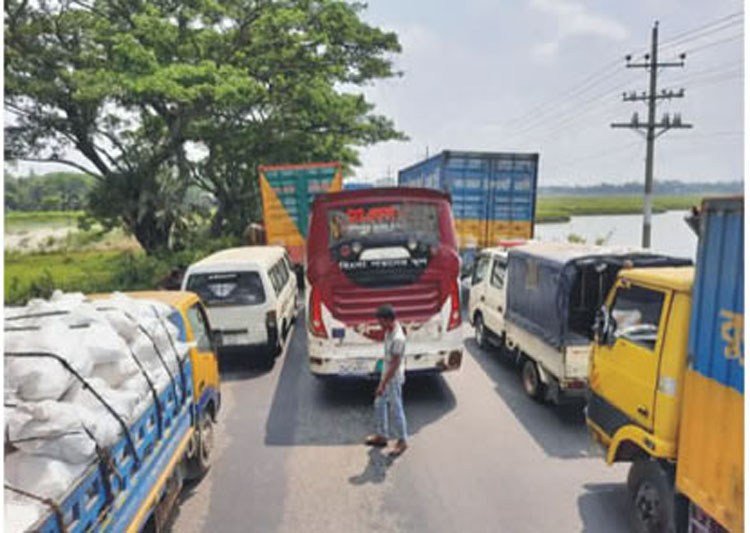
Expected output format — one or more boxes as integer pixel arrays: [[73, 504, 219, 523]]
[[186, 272, 265, 306]]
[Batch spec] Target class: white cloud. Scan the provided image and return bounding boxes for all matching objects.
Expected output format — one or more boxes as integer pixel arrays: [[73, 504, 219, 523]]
[[529, 0, 629, 58]]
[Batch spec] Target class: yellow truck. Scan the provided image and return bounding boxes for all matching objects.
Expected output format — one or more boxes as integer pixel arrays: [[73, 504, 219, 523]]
[[586, 197, 743, 532], [5, 291, 220, 532]]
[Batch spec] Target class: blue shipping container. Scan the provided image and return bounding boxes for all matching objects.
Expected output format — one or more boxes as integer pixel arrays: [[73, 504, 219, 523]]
[[398, 150, 539, 255], [687, 196, 744, 392]]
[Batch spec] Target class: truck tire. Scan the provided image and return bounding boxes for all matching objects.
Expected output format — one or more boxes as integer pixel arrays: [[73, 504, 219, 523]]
[[474, 315, 488, 349], [627, 459, 678, 533], [186, 412, 214, 480], [521, 358, 545, 401]]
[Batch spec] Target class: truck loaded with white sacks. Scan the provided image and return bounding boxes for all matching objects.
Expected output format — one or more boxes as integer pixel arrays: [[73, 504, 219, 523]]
[[4, 290, 221, 532]]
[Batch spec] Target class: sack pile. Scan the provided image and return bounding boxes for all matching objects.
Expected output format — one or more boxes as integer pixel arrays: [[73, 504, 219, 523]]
[[4, 291, 190, 532]]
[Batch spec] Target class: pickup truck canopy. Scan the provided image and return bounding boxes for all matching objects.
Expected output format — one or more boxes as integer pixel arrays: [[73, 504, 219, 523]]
[[506, 242, 692, 348]]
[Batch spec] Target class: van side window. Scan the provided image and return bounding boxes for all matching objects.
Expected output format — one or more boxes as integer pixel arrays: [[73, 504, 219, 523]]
[[187, 303, 212, 352], [611, 285, 665, 351], [268, 262, 283, 295], [278, 259, 290, 286], [472, 256, 490, 286], [490, 259, 506, 289]]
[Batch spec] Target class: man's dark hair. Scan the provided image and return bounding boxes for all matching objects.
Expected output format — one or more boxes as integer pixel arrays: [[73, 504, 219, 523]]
[[375, 304, 396, 320]]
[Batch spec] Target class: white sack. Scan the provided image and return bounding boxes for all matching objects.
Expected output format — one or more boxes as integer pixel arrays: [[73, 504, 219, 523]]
[[4, 452, 88, 501], [4, 322, 92, 401], [65, 378, 141, 422], [91, 358, 140, 388], [4, 498, 43, 533], [6, 401, 96, 464], [81, 323, 132, 365]]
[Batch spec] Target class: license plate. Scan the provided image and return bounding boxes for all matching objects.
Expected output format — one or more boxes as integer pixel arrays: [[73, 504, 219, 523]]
[[337, 359, 371, 375], [332, 327, 345, 339]]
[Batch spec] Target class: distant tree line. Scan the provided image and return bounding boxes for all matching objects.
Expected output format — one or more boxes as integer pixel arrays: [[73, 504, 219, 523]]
[[539, 180, 743, 197], [4, 171, 95, 211]]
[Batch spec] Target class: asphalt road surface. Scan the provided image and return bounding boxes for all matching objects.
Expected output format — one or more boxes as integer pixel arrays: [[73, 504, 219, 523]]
[[172, 310, 632, 532]]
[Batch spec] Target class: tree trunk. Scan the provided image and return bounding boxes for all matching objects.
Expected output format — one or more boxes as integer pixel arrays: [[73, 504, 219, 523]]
[[132, 213, 172, 255]]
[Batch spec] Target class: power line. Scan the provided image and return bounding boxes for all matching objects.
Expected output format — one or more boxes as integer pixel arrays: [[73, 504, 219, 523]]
[[685, 33, 744, 54]]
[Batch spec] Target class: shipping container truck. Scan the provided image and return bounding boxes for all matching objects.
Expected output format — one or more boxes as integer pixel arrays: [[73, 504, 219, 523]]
[[4, 291, 220, 533], [258, 162, 343, 266], [342, 181, 372, 191], [502, 242, 690, 404], [398, 150, 538, 266], [587, 197, 743, 532]]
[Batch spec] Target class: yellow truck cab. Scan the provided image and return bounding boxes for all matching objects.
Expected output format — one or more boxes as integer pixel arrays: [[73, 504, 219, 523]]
[[587, 266, 694, 465], [587, 197, 743, 533]]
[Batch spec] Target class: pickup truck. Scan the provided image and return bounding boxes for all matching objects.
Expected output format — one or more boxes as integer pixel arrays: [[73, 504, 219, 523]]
[[4, 291, 220, 532], [469, 241, 690, 403], [587, 197, 743, 532]]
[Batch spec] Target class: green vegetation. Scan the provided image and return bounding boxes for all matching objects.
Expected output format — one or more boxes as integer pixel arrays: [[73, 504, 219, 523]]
[[6, 0, 405, 253], [537, 195, 701, 223], [4, 235, 241, 305], [5, 172, 95, 212]]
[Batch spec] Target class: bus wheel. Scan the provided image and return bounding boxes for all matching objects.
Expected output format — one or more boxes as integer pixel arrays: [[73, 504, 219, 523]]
[[627, 459, 677, 533], [474, 315, 488, 348], [521, 358, 545, 401], [186, 412, 214, 480]]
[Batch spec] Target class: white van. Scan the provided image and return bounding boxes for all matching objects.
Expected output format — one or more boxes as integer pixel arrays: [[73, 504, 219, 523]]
[[181, 246, 297, 363]]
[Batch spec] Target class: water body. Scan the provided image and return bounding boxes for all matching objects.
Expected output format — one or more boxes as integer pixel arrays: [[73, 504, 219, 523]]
[[535, 210, 698, 260]]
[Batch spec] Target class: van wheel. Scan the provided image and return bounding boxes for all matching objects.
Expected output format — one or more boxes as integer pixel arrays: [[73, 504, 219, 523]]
[[474, 315, 488, 348], [186, 412, 214, 480], [627, 459, 678, 533], [521, 358, 545, 401]]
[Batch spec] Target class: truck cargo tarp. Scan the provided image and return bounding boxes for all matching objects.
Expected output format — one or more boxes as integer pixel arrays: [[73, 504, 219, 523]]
[[506, 244, 692, 348]]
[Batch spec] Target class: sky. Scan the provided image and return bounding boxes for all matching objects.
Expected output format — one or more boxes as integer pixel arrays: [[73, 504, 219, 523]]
[[7, 0, 745, 188], [353, 0, 745, 186]]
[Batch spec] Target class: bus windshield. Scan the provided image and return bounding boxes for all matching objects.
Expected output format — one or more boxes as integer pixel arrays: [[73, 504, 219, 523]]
[[327, 202, 439, 247]]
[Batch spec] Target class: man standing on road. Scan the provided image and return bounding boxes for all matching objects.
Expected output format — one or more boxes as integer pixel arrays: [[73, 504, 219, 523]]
[[365, 304, 408, 457]]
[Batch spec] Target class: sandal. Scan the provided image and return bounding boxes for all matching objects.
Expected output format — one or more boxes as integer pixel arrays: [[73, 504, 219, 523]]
[[388, 440, 408, 457], [364, 434, 388, 447]]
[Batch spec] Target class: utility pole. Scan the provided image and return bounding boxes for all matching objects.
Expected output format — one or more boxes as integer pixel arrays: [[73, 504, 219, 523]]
[[611, 21, 692, 248]]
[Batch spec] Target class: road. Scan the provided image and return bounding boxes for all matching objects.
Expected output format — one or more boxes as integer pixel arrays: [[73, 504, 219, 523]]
[[172, 310, 632, 533]]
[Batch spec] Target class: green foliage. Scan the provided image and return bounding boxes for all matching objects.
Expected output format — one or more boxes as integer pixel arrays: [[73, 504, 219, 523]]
[[4, 172, 94, 212], [536, 195, 702, 223], [5, 0, 405, 251]]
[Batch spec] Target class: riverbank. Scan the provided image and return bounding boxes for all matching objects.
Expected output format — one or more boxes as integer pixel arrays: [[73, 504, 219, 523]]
[[536, 195, 701, 223]]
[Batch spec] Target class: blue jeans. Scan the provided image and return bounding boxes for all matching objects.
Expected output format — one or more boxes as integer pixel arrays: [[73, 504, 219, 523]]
[[374, 377, 408, 441]]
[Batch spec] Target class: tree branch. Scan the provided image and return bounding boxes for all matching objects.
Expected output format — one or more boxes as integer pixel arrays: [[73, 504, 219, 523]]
[[19, 157, 103, 180]]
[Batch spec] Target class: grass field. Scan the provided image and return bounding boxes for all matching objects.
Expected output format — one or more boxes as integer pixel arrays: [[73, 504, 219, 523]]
[[536, 195, 701, 222]]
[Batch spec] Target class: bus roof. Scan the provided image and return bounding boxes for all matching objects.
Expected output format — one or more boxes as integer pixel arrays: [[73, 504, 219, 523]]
[[312, 186, 452, 206]]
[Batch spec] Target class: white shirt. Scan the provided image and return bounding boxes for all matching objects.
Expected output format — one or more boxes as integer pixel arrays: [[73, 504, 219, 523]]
[[384, 321, 406, 382]]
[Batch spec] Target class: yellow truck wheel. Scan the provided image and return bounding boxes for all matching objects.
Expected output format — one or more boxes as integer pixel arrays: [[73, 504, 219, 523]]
[[186, 412, 214, 480], [627, 459, 678, 533]]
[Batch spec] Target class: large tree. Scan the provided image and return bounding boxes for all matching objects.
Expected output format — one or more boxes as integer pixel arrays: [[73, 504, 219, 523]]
[[5, 0, 404, 252]]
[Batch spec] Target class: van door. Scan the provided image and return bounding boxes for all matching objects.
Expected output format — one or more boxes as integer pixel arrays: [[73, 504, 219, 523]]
[[469, 255, 491, 324], [483, 255, 507, 336], [590, 281, 671, 432]]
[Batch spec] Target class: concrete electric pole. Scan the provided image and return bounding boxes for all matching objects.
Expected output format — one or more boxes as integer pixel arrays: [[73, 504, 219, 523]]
[[611, 21, 692, 248]]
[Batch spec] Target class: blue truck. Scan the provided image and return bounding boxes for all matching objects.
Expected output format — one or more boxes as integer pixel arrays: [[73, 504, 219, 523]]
[[398, 150, 539, 265], [4, 291, 220, 532]]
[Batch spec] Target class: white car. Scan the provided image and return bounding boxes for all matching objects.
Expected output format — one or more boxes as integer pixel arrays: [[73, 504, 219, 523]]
[[181, 246, 297, 365]]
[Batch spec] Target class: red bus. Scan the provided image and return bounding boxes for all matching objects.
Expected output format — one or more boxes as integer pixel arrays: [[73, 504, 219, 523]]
[[306, 187, 464, 378]]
